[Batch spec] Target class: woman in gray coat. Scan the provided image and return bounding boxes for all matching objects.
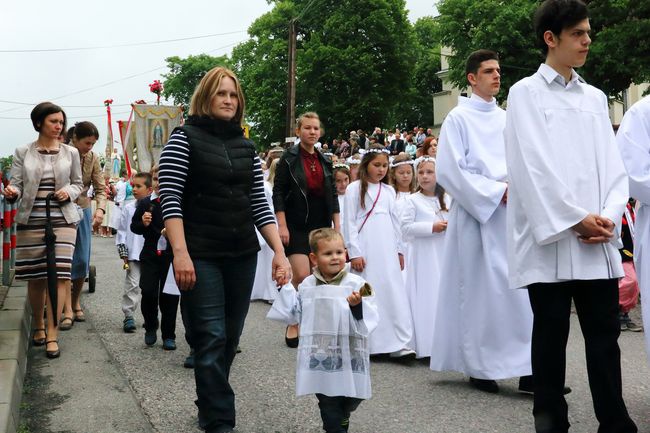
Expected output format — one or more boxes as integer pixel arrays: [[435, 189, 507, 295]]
[[3, 102, 83, 358]]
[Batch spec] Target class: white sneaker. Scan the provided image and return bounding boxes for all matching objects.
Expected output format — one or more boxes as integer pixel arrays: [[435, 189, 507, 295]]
[[389, 348, 416, 358]]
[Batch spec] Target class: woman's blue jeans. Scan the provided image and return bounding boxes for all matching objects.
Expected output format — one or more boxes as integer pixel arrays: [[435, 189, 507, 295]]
[[181, 254, 257, 432]]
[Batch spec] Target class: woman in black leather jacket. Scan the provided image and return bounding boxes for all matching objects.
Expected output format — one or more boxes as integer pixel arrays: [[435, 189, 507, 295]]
[[273, 112, 340, 346]]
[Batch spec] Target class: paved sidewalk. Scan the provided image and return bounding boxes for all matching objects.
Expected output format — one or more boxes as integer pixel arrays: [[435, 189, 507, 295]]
[[17, 237, 650, 433], [19, 303, 154, 433]]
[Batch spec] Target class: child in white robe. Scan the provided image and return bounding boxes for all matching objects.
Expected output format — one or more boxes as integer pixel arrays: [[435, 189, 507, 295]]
[[389, 154, 416, 284], [388, 153, 415, 204], [343, 146, 414, 358], [401, 157, 450, 358], [268, 228, 377, 433], [116, 172, 149, 333], [251, 160, 278, 303], [333, 164, 351, 229]]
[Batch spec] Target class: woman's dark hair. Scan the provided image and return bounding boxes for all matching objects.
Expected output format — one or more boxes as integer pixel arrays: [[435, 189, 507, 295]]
[[68, 121, 99, 141], [534, 0, 589, 54], [465, 49, 499, 76], [30, 102, 66, 132]]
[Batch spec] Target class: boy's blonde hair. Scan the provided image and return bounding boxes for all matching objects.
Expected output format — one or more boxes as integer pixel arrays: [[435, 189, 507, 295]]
[[308, 228, 344, 253]]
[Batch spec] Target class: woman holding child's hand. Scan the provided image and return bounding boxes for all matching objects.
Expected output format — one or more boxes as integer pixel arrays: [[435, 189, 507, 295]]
[[158, 67, 289, 433]]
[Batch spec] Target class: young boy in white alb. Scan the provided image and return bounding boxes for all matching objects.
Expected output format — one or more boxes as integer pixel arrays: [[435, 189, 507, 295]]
[[116, 172, 149, 333], [268, 228, 377, 433]]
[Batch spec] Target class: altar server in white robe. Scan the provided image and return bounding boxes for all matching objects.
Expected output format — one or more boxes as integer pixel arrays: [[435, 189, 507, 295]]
[[267, 228, 378, 433], [402, 156, 449, 358], [617, 95, 650, 362], [430, 49, 533, 394], [505, 1, 637, 432], [343, 147, 415, 358]]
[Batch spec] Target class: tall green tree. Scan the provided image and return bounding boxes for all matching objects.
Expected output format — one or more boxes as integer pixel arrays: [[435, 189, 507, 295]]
[[232, 0, 419, 146], [231, 1, 296, 147], [435, 0, 650, 98], [162, 54, 230, 109], [408, 16, 443, 128], [294, 0, 416, 139], [583, 0, 650, 96], [435, 0, 538, 100]]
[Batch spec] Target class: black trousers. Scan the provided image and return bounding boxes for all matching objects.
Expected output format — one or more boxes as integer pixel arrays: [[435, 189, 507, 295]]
[[315, 394, 363, 433], [183, 255, 257, 433], [527, 279, 637, 433], [139, 252, 178, 340]]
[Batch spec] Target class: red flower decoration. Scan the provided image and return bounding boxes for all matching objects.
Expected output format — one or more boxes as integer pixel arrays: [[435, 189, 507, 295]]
[[149, 80, 164, 105]]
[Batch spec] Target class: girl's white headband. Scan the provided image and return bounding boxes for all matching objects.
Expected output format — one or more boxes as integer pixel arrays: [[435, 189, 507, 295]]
[[390, 160, 414, 169], [414, 156, 436, 171]]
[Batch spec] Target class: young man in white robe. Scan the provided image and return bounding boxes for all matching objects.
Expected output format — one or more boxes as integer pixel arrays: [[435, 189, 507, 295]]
[[505, 1, 637, 432], [617, 96, 650, 361], [430, 49, 534, 394]]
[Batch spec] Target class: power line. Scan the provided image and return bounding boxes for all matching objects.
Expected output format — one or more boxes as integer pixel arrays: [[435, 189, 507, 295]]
[[0, 99, 143, 108], [0, 110, 132, 120], [0, 40, 243, 115], [0, 30, 246, 53], [295, 0, 319, 20]]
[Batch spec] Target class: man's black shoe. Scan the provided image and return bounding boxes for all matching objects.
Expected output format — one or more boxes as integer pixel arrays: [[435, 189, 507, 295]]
[[469, 377, 499, 393]]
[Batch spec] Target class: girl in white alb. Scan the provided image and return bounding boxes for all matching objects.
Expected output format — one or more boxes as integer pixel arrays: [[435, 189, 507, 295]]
[[401, 157, 450, 358], [343, 147, 414, 358], [333, 164, 351, 229], [389, 153, 416, 283]]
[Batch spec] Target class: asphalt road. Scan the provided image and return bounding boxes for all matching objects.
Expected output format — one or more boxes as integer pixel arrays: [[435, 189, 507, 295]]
[[20, 237, 650, 433]]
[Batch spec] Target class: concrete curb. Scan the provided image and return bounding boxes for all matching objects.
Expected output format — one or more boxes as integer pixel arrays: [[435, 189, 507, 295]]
[[0, 281, 30, 433]]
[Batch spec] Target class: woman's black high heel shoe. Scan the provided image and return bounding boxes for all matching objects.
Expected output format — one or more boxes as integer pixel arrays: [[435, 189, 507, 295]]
[[32, 328, 46, 346], [45, 339, 60, 359]]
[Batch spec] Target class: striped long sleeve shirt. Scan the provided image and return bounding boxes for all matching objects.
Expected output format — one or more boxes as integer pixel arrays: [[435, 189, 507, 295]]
[[158, 130, 276, 229]]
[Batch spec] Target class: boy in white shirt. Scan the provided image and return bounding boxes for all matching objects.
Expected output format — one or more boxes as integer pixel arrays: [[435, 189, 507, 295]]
[[116, 173, 149, 333], [505, 1, 637, 431], [267, 228, 377, 433]]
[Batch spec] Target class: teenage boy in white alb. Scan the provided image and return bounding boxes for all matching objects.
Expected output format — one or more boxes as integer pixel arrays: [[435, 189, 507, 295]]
[[504, 1, 637, 432], [431, 50, 533, 394]]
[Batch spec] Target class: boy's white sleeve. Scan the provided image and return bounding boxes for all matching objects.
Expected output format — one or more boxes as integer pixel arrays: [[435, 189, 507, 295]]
[[115, 205, 129, 245], [266, 283, 300, 325], [349, 285, 379, 337]]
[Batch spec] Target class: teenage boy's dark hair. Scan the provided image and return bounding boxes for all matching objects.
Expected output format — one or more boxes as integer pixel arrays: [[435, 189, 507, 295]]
[[534, 0, 589, 54], [133, 172, 152, 188], [465, 50, 499, 76]]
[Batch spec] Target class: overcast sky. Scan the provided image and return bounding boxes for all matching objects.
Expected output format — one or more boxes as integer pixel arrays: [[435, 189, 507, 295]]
[[0, 1, 437, 157]]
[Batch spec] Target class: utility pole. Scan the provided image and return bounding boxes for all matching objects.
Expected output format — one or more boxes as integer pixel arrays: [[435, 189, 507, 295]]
[[285, 18, 297, 138]]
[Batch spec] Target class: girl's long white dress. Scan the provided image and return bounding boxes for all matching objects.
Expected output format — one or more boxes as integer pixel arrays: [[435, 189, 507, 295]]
[[395, 190, 411, 284], [401, 192, 449, 358], [343, 180, 413, 354]]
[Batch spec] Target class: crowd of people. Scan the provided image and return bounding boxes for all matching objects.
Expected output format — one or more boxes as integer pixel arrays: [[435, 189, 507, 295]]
[[3, 1, 649, 433]]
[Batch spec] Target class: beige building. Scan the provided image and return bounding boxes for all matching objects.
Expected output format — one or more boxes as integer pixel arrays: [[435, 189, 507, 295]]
[[431, 47, 648, 133]]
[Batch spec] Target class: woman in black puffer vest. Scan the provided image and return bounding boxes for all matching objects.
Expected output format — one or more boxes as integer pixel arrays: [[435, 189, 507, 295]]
[[158, 67, 291, 433]]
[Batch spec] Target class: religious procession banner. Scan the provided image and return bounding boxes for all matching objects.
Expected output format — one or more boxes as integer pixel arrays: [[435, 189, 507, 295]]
[[125, 104, 183, 173]]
